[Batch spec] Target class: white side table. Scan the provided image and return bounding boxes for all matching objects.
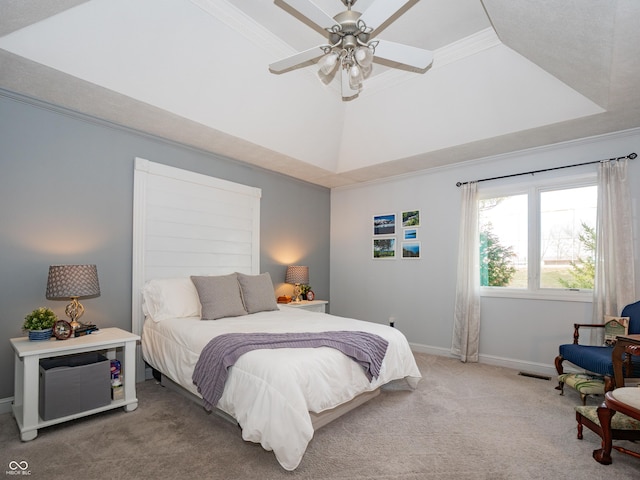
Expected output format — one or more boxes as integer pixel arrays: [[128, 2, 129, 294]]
[[280, 300, 328, 313], [10, 327, 140, 441]]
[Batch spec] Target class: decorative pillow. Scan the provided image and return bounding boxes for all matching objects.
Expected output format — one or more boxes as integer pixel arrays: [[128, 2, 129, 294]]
[[236, 272, 279, 314], [191, 274, 247, 320], [142, 278, 201, 322]]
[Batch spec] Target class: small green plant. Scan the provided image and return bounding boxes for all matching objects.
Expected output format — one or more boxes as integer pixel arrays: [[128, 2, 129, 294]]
[[23, 307, 58, 331], [300, 284, 312, 295]]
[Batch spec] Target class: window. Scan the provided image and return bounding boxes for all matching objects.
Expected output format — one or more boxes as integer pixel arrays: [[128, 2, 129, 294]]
[[478, 175, 597, 299], [479, 194, 528, 288]]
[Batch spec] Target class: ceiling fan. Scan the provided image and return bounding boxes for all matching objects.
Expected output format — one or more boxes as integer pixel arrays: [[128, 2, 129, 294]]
[[269, 0, 433, 100]]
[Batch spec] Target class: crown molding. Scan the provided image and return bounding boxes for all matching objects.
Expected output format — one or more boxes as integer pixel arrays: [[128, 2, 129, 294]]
[[333, 127, 640, 191], [360, 27, 500, 98], [189, 0, 296, 58]]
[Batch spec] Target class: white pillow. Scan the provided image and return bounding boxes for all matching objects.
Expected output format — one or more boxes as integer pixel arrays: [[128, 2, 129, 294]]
[[142, 278, 201, 322]]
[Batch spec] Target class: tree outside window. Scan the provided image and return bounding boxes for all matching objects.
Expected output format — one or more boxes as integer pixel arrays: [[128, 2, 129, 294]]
[[478, 184, 596, 292]]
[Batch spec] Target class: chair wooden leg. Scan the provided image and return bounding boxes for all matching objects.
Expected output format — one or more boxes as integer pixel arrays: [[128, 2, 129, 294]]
[[593, 404, 615, 465], [576, 411, 584, 440], [554, 355, 565, 393], [604, 376, 614, 393]]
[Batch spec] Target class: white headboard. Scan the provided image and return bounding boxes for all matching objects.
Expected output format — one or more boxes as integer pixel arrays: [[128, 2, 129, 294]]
[[132, 158, 261, 372]]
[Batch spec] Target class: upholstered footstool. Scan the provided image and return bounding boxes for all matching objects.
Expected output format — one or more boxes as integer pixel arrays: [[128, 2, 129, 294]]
[[575, 404, 640, 462], [558, 373, 605, 405], [592, 387, 640, 464]]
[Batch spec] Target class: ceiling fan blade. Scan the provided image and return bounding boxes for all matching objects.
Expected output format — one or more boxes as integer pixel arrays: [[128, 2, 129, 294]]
[[358, 0, 413, 32], [341, 67, 359, 99], [269, 45, 325, 72], [374, 39, 433, 70], [279, 0, 338, 29]]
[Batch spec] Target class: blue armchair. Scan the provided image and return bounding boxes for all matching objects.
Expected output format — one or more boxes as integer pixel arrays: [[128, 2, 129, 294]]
[[555, 300, 640, 393]]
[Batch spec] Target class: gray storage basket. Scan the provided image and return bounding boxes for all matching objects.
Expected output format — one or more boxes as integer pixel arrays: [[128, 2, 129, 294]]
[[39, 352, 111, 420]]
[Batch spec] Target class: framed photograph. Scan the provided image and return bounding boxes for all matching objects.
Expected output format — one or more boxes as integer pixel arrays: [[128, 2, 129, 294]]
[[404, 229, 417, 240], [402, 242, 421, 259], [603, 315, 630, 346], [373, 213, 395, 236], [373, 238, 396, 259], [402, 210, 420, 227]]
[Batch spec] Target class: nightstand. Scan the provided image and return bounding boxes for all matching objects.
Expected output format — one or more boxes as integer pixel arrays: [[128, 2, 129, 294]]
[[10, 327, 140, 441], [280, 300, 328, 313]]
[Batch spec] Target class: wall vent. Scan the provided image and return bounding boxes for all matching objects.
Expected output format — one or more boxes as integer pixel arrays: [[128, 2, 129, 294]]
[[518, 371, 551, 381]]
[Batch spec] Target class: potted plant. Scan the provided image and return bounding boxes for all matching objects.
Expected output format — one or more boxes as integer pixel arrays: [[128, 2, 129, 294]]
[[300, 284, 312, 300], [23, 307, 58, 341]]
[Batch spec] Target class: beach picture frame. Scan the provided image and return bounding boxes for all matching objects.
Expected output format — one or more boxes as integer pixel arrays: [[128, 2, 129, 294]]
[[404, 229, 417, 240], [402, 241, 421, 259]]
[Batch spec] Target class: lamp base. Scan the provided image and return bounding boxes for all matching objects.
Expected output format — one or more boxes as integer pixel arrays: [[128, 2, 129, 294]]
[[69, 320, 82, 331], [292, 284, 302, 303], [65, 297, 85, 330]]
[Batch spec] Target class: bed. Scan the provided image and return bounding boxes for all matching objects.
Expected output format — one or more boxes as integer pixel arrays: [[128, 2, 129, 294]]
[[132, 159, 421, 470]]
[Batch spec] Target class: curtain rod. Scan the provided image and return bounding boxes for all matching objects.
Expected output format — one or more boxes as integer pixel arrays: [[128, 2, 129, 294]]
[[455, 152, 637, 187]]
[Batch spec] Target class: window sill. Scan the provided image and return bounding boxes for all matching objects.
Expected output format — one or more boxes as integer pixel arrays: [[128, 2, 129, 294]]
[[480, 287, 592, 303]]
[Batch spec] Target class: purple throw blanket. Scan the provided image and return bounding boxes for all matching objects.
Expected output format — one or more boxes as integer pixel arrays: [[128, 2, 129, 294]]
[[192, 331, 389, 410]]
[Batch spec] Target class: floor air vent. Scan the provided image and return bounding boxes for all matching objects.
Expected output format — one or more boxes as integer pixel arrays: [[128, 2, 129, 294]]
[[518, 371, 551, 381]]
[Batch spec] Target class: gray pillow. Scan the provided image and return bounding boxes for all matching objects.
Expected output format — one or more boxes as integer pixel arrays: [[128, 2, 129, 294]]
[[236, 272, 278, 314], [190, 274, 247, 320]]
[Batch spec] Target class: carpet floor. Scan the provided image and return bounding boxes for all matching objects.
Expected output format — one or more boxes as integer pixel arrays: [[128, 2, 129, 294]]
[[1, 352, 639, 479]]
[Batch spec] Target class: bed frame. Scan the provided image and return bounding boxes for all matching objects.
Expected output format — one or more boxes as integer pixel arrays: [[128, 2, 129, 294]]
[[160, 369, 380, 430], [131, 158, 379, 430]]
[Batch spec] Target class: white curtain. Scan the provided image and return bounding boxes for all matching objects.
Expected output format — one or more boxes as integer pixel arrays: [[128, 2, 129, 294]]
[[451, 182, 481, 362], [592, 158, 636, 332]]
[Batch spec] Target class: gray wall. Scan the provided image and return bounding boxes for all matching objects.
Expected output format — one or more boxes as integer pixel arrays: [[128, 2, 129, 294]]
[[0, 92, 330, 399], [330, 128, 640, 375]]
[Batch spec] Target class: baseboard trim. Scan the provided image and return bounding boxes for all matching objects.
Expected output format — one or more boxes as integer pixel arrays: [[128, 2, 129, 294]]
[[0, 396, 13, 415], [410, 343, 451, 357], [409, 342, 561, 377]]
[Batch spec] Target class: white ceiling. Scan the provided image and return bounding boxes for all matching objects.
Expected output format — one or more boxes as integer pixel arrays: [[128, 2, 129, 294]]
[[1, 0, 639, 188]]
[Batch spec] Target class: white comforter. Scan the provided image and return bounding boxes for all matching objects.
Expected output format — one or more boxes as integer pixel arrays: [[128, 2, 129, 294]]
[[141, 307, 421, 470]]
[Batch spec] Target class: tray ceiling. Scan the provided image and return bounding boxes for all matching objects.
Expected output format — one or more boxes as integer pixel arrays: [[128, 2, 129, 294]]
[[1, 0, 638, 188]]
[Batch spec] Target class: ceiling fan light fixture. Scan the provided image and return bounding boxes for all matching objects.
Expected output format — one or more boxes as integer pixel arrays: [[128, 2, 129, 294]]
[[271, 0, 434, 101], [349, 63, 363, 87], [319, 51, 340, 75], [354, 46, 373, 67]]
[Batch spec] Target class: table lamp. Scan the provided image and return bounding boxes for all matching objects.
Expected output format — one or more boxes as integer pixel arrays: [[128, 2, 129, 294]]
[[46, 264, 100, 330], [285, 265, 309, 303]]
